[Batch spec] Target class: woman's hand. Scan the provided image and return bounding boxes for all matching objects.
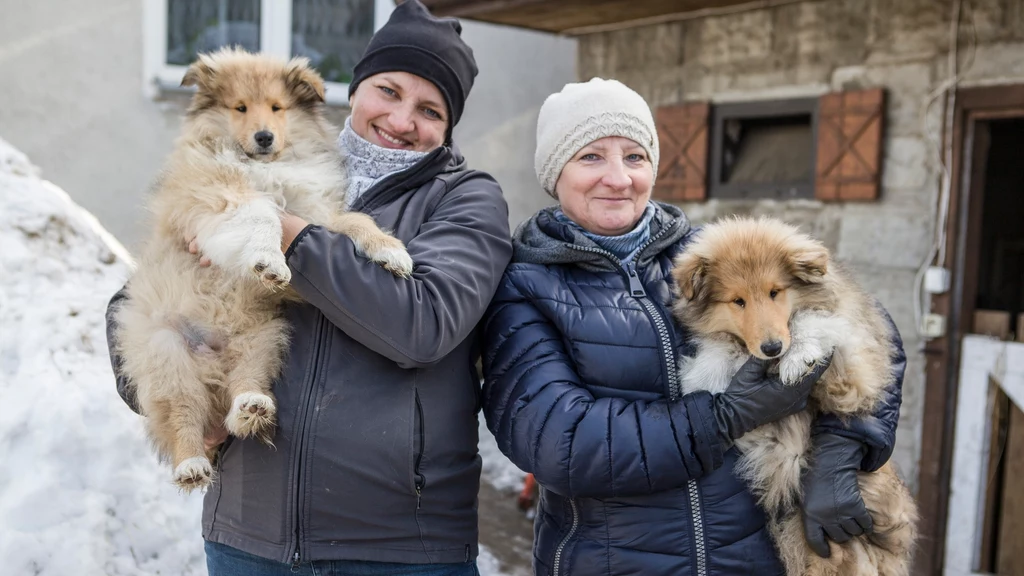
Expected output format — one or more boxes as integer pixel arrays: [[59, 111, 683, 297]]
[[710, 354, 832, 443], [802, 433, 873, 557], [280, 212, 309, 253]]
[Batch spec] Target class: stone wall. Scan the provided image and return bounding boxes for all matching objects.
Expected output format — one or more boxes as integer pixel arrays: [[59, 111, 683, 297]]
[[577, 0, 1024, 493]]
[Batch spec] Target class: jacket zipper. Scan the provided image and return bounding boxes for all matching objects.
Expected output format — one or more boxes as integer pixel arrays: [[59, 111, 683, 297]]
[[551, 498, 579, 576], [566, 228, 681, 399], [413, 389, 426, 508], [688, 480, 707, 576], [566, 229, 706, 576], [291, 313, 327, 568]]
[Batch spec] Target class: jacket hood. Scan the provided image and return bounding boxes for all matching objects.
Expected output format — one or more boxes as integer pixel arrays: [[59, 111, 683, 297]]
[[512, 201, 690, 271]]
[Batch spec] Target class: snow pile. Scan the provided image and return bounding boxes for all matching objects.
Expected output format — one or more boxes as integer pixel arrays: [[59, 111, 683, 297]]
[[0, 137, 207, 574], [478, 414, 527, 494], [0, 137, 524, 574]]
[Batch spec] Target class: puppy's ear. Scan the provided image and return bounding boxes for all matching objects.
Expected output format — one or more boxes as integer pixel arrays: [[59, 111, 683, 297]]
[[181, 54, 216, 88], [788, 240, 829, 283], [285, 57, 326, 105], [673, 251, 708, 300]]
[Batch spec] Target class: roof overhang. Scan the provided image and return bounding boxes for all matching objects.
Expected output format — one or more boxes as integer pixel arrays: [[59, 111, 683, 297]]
[[419, 0, 780, 35]]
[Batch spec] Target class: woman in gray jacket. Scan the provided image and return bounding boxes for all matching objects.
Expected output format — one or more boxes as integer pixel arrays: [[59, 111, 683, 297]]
[[104, 2, 512, 574]]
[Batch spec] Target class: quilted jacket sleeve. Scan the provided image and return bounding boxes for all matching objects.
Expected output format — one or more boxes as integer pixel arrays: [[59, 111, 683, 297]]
[[105, 287, 143, 415], [811, 306, 906, 472], [481, 269, 726, 499]]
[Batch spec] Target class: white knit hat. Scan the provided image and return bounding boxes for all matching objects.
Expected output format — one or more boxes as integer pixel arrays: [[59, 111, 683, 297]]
[[534, 78, 659, 197]]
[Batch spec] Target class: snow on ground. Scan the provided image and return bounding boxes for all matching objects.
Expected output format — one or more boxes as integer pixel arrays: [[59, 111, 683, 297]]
[[0, 137, 522, 574], [478, 413, 527, 494], [0, 137, 207, 575]]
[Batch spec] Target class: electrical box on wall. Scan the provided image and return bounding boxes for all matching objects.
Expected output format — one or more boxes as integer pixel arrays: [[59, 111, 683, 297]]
[[925, 267, 952, 294], [923, 313, 947, 338]]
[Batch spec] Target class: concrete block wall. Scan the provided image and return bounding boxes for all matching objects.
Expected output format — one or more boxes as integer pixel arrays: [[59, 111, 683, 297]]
[[576, 0, 1024, 493]]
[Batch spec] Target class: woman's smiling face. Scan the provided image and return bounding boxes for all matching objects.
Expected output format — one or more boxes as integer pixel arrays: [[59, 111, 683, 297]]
[[555, 136, 654, 236], [348, 71, 449, 152]]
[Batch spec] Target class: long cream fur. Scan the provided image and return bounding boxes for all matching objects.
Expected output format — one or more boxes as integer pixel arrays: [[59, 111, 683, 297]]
[[672, 216, 917, 576], [114, 48, 411, 492]]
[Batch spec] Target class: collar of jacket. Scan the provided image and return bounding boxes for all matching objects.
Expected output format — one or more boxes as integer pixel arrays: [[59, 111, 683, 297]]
[[349, 143, 465, 213], [512, 201, 691, 272]]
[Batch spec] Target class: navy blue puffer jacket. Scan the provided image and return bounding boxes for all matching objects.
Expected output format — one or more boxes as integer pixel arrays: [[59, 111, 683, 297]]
[[481, 203, 906, 576]]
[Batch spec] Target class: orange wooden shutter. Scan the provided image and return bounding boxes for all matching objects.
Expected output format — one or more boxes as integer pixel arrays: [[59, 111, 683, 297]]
[[655, 102, 709, 202], [815, 88, 885, 201]]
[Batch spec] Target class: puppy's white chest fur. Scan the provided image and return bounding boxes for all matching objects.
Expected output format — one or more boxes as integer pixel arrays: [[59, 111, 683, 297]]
[[242, 153, 346, 209]]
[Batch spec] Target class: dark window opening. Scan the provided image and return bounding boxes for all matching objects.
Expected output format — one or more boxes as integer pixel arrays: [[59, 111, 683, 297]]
[[709, 98, 818, 200]]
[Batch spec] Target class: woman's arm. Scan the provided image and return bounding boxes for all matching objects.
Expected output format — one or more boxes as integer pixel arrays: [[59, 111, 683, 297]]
[[801, 306, 907, 557], [482, 268, 824, 500], [482, 271, 725, 499], [283, 173, 512, 369], [105, 287, 142, 415], [811, 306, 906, 472]]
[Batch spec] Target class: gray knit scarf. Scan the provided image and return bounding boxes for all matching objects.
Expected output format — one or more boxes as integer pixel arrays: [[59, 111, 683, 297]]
[[337, 117, 429, 208], [554, 202, 655, 263]]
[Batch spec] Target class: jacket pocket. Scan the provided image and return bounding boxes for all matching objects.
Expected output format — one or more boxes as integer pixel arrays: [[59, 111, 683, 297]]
[[413, 388, 426, 501]]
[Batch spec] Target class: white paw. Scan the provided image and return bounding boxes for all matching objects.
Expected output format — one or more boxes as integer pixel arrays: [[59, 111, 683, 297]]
[[371, 246, 414, 278], [225, 392, 277, 442], [173, 456, 213, 492], [245, 249, 291, 290], [778, 341, 827, 385]]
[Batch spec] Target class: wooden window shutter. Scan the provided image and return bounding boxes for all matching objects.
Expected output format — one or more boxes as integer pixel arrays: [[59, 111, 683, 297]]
[[815, 88, 885, 201], [655, 102, 709, 202]]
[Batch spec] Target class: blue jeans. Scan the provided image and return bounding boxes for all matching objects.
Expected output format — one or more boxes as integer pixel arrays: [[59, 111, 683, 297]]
[[205, 541, 480, 576]]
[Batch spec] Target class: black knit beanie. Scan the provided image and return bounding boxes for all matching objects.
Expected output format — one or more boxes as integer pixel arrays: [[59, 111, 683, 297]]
[[348, 0, 478, 141]]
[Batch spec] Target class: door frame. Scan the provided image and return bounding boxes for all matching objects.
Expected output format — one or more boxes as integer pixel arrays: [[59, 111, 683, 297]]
[[914, 84, 1024, 576]]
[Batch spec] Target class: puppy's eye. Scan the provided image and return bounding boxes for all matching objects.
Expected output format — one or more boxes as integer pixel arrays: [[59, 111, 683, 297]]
[[236, 105, 247, 113], [769, 289, 779, 299], [733, 298, 746, 308], [271, 104, 282, 112]]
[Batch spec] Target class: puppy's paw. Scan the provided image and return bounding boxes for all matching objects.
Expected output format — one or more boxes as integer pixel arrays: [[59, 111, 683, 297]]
[[225, 392, 277, 444], [376, 247, 414, 278], [173, 456, 213, 492], [361, 236, 413, 278], [246, 250, 291, 290], [779, 341, 827, 385]]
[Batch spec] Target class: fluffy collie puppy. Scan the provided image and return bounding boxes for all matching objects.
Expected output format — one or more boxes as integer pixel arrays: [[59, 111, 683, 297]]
[[671, 216, 916, 576], [114, 48, 411, 492]]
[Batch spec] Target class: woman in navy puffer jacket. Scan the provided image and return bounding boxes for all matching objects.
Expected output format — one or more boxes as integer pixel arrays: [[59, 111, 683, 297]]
[[481, 79, 906, 576]]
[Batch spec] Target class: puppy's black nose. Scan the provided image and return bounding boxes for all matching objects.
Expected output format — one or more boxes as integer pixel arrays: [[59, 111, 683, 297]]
[[761, 340, 783, 358], [254, 131, 274, 148]]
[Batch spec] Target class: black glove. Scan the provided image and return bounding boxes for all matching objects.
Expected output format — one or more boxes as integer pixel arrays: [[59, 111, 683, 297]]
[[711, 355, 831, 443], [802, 432, 872, 558]]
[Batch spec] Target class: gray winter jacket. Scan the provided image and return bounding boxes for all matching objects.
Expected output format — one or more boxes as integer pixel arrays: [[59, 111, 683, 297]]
[[105, 145, 512, 565]]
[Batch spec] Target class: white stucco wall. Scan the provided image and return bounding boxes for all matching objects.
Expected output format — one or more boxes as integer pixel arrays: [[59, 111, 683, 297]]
[[0, 1, 575, 248]]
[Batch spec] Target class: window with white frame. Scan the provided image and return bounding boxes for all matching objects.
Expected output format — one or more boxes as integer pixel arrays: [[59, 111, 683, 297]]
[[143, 0, 395, 105]]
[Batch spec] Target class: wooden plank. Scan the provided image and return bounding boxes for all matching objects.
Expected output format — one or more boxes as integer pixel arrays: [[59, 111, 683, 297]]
[[974, 310, 1012, 340], [997, 403, 1024, 574], [945, 337, 1008, 574], [979, 389, 1009, 572], [945, 338, 1024, 575]]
